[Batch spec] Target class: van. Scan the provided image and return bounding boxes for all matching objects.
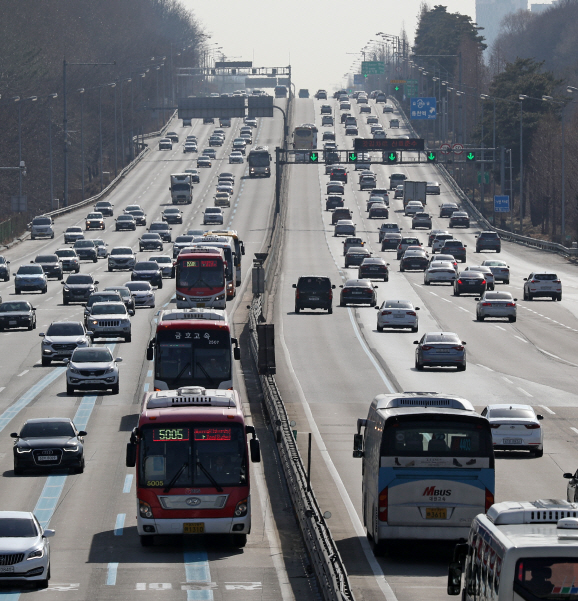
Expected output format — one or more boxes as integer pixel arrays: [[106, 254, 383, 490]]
[[30, 216, 54, 240], [389, 119, 400, 128], [293, 275, 335, 313], [448, 499, 578, 600]]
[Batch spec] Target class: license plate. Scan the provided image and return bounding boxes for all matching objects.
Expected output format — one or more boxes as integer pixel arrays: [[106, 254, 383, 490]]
[[352, 292, 362, 295], [102, 327, 116, 331], [38, 455, 58, 461], [9, 321, 17, 325], [503, 438, 523, 444], [183, 523, 205, 534], [436, 349, 451, 353], [196, 303, 206, 308], [394, 315, 404, 319], [426, 508, 447, 519], [468, 281, 476, 285], [0, 566, 14, 573], [369, 267, 378, 271], [309, 297, 319, 300]]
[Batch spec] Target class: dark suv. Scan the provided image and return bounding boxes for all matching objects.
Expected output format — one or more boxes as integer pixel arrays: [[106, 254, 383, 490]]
[[332, 207, 353, 225], [476, 231, 501, 253], [293, 276, 335, 314], [330, 167, 348, 183], [441, 239, 467, 262]]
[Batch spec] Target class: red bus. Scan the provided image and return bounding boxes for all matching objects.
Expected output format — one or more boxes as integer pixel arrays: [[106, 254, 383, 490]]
[[126, 386, 261, 547], [175, 247, 226, 309], [146, 309, 240, 390]]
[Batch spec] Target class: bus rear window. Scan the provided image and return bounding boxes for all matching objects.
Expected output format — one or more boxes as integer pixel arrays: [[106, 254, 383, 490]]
[[515, 558, 578, 599]]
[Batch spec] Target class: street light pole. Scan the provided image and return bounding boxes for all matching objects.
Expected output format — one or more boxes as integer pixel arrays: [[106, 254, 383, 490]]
[[48, 93, 58, 208], [519, 96, 527, 233]]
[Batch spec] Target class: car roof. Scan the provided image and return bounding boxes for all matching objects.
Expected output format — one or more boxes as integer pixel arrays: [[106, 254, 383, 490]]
[[363, 258, 385, 264], [345, 279, 372, 286], [25, 417, 73, 424], [487, 404, 533, 411]]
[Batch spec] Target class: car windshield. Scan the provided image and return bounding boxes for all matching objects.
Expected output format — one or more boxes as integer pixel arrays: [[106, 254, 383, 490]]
[[105, 287, 130, 298], [87, 294, 120, 306], [142, 234, 160, 240], [66, 275, 92, 284], [0, 302, 30, 312], [126, 282, 152, 291], [118, 216, 133, 221], [176, 237, 194, 243], [35, 255, 58, 263], [87, 213, 101, 219], [424, 333, 460, 344], [18, 265, 43, 274], [73, 348, 115, 364], [96, 202, 111, 208], [164, 209, 180, 214], [535, 274, 558, 281], [93, 240, 104, 247], [483, 261, 506, 267], [46, 322, 84, 336], [150, 257, 171, 264], [91, 303, 126, 315], [33, 218, 51, 226], [489, 408, 535, 419], [485, 292, 513, 300], [135, 262, 159, 270], [111, 248, 132, 256], [21, 421, 75, 438], [150, 223, 168, 230], [0, 518, 38, 538], [385, 301, 412, 309], [75, 241, 94, 247]]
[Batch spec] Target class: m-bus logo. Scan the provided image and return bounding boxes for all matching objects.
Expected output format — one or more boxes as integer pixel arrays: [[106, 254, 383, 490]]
[[423, 486, 452, 497]]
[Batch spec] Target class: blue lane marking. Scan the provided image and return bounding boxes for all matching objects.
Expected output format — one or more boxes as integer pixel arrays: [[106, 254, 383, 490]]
[[0, 367, 66, 433], [73, 395, 98, 432], [106, 563, 118, 585], [114, 514, 125, 536], [34, 475, 67, 529], [184, 542, 213, 601], [0, 592, 21, 600], [123, 474, 133, 493], [147, 370, 152, 378], [143, 383, 149, 392]]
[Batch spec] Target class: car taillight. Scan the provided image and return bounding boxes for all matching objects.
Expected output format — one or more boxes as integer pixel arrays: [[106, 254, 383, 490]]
[[490, 424, 500, 429], [406, 311, 416, 316], [457, 279, 463, 285], [554, 279, 561, 283], [329, 290, 333, 300], [506, 303, 516, 307], [525, 424, 541, 429], [378, 487, 388, 522], [398, 244, 402, 249], [382, 311, 392, 315], [481, 280, 486, 285], [452, 346, 464, 351], [295, 290, 299, 299], [421, 345, 433, 351], [482, 302, 491, 306], [531, 280, 538, 284], [485, 488, 494, 512]]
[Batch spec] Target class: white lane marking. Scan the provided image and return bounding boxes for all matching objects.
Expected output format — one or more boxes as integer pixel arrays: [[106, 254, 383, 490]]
[[278, 301, 398, 601], [514, 336, 528, 343], [494, 326, 506, 331], [0, 387, 5, 394], [539, 349, 561, 360], [477, 364, 494, 372], [442, 298, 452, 303], [517, 387, 533, 397], [123, 474, 133, 493], [571, 428, 578, 436], [106, 563, 119, 585], [17, 370, 29, 377], [114, 514, 125, 536], [539, 405, 556, 415], [502, 377, 513, 384], [458, 306, 470, 312], [429, 291, 438, 297]]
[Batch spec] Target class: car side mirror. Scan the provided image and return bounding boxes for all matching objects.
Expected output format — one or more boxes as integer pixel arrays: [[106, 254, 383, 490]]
[[86, 331, 94, 337], [63, 358, 69, 365], [464, 245, 467, 248], [78, 431, 87, 437], [10, 433, 18, 439], [95, 281, 99, 285], [513, 298, 518, 302], [129, 309, 135, 316], [115, 357, 123, 363], [332, 285, 336, 289], [339, 285, 343, 288], [537, 414, 544, 420], [523, 277, 528, 281], [475, 298, 480, 301], [413, 341, 419, 344], [564, 473, 574, 479], [462, 341, 467, 345], [43, 529, 56, 539], [374, 306, 380, 310], [39, 332, 45, 337], [374, 285, 378, 289], [292, 284, 296, 288]]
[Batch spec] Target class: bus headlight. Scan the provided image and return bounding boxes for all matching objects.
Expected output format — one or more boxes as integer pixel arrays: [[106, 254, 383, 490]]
[[215, 294, 225, 301], [234, 498, 248, 517], [139, 500, 153, 519]]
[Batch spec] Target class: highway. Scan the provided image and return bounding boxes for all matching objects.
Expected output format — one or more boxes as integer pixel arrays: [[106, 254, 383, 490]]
[[0, 101, 317, 601], [273, 94, 578, 601]]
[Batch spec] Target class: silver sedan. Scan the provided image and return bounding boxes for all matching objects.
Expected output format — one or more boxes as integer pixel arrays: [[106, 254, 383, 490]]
[[475, 291, 517, 322], [376, 300, 419, 332], [424, 261, 457, 285]]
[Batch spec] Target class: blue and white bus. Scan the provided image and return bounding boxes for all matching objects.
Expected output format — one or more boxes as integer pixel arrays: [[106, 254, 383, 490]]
[[353, 392, 495, 550]]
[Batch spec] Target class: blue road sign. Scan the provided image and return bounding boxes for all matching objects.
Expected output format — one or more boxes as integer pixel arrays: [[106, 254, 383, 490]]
[[410, 97, 436, 120], [494, 195, 510, 213]]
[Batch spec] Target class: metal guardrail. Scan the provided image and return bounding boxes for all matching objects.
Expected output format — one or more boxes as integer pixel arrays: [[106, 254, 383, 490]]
[[390, 97, 578, 258], [248, 296, 354, 601]]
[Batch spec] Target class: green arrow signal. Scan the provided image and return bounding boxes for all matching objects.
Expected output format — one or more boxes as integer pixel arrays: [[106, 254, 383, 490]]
[[428, 152, 435, 160], [394, 86, 400, 91], [349, 153, 357, 162], [387, 152, 397, 163], [466, 152, 475, 161], [310, 152, 318, 162]]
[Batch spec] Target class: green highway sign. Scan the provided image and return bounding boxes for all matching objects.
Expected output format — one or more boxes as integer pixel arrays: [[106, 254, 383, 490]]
[[361, 61, 385, 75], [348, 153, 357, 162], [427, 151, 437, 163], [309, 152, 319, 163], [405, 79, 418, 96], [386, 152, 398, 164], [477, 171, 490, 184], [466, 152, 476, 162]]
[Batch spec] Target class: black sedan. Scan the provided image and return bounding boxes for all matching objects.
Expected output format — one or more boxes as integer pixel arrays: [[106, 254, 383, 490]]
[[454, 271, 487, 296], [73, 240, 98, 262], [12, 418, 86, 474], [400, 250, 429, 272], [34, 255, 63, 280], [359, 258, 389, 281], [326, 196, 344, 211], [449, 211, 470, 228], [131, 211, 147, 226], [0, 301, 36, 331], [339, 279, 378, 306], [131, 261, 163, 288], [115, 215, 137, 231], [62, 274, 98, 305], [161, 207, 183, 224], [139, 233, 164, 252]]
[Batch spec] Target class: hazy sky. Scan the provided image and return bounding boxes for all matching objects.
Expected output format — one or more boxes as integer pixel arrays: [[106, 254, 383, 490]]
[[181, 0, 477, 91]]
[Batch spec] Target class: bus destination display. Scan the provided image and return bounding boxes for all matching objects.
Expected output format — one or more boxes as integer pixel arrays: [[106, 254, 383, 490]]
[[153, 428, 190, 442], [194, 428, 231, 441]]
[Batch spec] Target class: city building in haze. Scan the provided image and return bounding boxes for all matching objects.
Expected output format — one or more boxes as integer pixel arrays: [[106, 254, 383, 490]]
[[530, 1, 559, 13], [476, 0, 528, 48]]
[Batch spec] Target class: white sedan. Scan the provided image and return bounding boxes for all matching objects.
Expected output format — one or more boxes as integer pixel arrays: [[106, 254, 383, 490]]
[[475, 291, 517, 322], [481, 259, 510, 284], [481, 404, 543, 457], [229, 151, 244, 164], [404, 201, 424, 216], [424, 261, 457, 285], [375, 300, 419, 332]]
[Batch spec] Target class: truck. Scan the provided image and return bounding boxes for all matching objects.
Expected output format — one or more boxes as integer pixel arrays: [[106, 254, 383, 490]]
[[169, 173, 193, 205], [402, 180, 427, 207], [248, 146, 272, 178]]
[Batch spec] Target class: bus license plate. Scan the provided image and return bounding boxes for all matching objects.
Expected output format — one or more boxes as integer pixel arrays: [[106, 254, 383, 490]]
[[183, 523, 204, 534], [504, 438, 522, 444], [196, 303, 205, 308], [426, 508, 447, 519]]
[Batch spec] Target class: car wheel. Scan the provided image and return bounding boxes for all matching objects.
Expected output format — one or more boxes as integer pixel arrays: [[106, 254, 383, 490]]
[[63, 298, 69, 305], [328, 306, 333, 314], [411, 326, 418, 333], [15, 289, 21, 295], [477, 313, 484, 322], [415, 359, 424, 371], [523, 289, 528, 301], [557, 293, 562, 301], [76, 457, 85, 474], [534, 448, 544, 458], [42, 287, 48, 294], [509, 316, 517, 323], [400, 266, 404, 272], [28, 321, 34, 331], [528, 294, 533, 301], [14, 465, 23, 476], [125, 333, 132, 343], [93, 258, 97, 263], [140, 535, 154, 547], [66, 384, 74, 395], [424, 279, 430, 285], [504, 279, 510, 285], [454, 290, 460, 296], [295, 305, 300, 314], [4, 275, 9, 281], [111, 383, 120, 395], [457, 364, 466, 371], [232, 533, 247, 548], [58, 273, 63, 280]]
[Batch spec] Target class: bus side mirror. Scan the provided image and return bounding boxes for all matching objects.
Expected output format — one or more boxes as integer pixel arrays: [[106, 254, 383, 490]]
[[353, 434, 364, 458], [447, 563, 462, 595], [249, 437, 261, 463], [234, 347, 241, 360], [126, 442, 137, 468], [146, 341, 154, 362]]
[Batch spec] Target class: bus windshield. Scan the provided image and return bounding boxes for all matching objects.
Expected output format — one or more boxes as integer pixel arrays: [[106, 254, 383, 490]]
[[382, 418, 492, 458], [139, 422, 247, 489], [177, 258, 224, 289], [248, 152, 270, 167], [155, 329, 232, 388]]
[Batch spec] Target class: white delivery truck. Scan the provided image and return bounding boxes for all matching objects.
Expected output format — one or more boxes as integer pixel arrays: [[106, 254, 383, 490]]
[[169, 173, 193, 205], [403, 180, 427, 207]]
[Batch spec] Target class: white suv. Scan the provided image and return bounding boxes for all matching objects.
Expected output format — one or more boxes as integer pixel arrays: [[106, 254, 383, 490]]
[[523, 271, 562, 301], [30, 216, 54, 240]]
